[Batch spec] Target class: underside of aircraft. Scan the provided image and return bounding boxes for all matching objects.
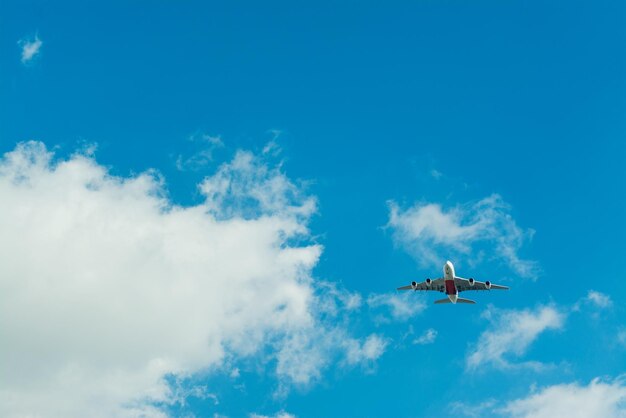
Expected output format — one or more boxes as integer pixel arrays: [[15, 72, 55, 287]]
[[397, 261, 509, 304]]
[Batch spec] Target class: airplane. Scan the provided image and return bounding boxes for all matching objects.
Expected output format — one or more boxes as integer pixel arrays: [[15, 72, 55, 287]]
[[396, 260, 508, 304]]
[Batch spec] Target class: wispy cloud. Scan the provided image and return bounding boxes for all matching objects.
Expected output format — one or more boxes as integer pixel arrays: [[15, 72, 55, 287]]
[[449, 400, 497, 417], [619, 329, 626, 347], [430, 169, 443, 179], [413, 328, 437, 345], [466, 305, 565, 371], [343, 334, 388, 366], [250, 411, 296, 418], [501, 377, 626, 418], [452, 377, 626, 418], [200, 148, 316, 220], [273, 284, 385, 392], [572, 290, 613, 314], [262, 129, 283, 156], [387, 194, 539, 279], [18, 34, 42, 64], [367, 292, 426, 322], [274, 327, 388, 399], [175, 133, 224, 171], [585, 290, 613, 309]]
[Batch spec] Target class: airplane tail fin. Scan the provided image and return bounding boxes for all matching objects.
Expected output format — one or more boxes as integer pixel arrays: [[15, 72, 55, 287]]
[[434, 298, 476, 304]]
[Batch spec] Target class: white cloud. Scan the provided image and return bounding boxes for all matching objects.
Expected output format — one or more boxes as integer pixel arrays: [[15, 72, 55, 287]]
[[250, 411, 296, 418], [619, 329, 626, 347], [450, 400, 496, 417], [167, 380, 218, 408], [585, 290, 613, 309], [273, 285, 382, 391], [501, 377, 626, 418], [430, 169, 442, 179], [18, 34, 42, 64], [200, 149, 316, 220], [466, 305, 565, 371], [387, 194, 538, 279], [572, 290, 613, 314], [316, 281, 362, 316], [0, 142, 374, 417], [343, 334, 388, 366], [413, 328, 437, 345], [367, 292, 426, 322], [175, 133, 224, 171]]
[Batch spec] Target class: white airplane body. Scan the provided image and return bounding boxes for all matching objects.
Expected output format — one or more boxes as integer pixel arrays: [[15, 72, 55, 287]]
[[397, 261, 508, 304]]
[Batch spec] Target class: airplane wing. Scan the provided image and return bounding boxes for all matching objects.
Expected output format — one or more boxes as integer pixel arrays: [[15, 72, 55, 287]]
[[454, 276, 509, 292], [397, 278, 445, 292]]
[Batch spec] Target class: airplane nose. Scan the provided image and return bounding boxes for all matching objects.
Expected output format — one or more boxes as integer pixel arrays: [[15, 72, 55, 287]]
[[444, 260, 454, 276]]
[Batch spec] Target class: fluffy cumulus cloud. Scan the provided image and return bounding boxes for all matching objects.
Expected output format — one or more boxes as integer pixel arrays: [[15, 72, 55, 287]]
[[0, 142, 381, 417], [18, 34, 42, 64], [501, 377, 626, 418], [387, 194, 538, 278], [466, 305, 565, 371]]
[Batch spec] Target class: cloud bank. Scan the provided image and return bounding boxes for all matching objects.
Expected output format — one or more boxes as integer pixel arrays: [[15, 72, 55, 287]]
[[0, 142, 381, 417]]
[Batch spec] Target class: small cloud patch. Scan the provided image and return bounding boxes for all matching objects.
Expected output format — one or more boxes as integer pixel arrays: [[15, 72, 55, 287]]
[[413, 328, 437, 345], [18, 34, 42, 64], [585, 290, 613, 309]]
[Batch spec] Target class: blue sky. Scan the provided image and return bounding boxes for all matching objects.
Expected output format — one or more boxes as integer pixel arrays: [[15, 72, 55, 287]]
[[1, 1, 625, 417]]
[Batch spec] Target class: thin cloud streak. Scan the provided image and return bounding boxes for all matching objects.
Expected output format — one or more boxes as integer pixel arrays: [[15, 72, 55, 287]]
[[413, 328, 437, 345]]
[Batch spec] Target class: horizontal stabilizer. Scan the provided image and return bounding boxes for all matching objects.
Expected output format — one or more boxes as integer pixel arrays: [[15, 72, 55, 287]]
[[456, 298, 476, 304], [434, 298, 451, 304]]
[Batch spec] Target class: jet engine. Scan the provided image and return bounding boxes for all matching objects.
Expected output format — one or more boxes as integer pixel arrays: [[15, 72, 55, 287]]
[[411, 281, 417, 289], [485, 281, 491, 290], [468, 278, 475, 286], [425, 278, 432, 286]]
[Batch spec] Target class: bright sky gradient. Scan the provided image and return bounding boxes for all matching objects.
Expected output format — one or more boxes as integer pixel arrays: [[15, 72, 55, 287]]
[[1, 1, 625, 417]]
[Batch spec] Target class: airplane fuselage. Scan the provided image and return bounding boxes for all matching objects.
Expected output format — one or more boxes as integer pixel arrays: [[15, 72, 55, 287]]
[[397, 260, 508, 304], [443, 261, 458, 304]]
